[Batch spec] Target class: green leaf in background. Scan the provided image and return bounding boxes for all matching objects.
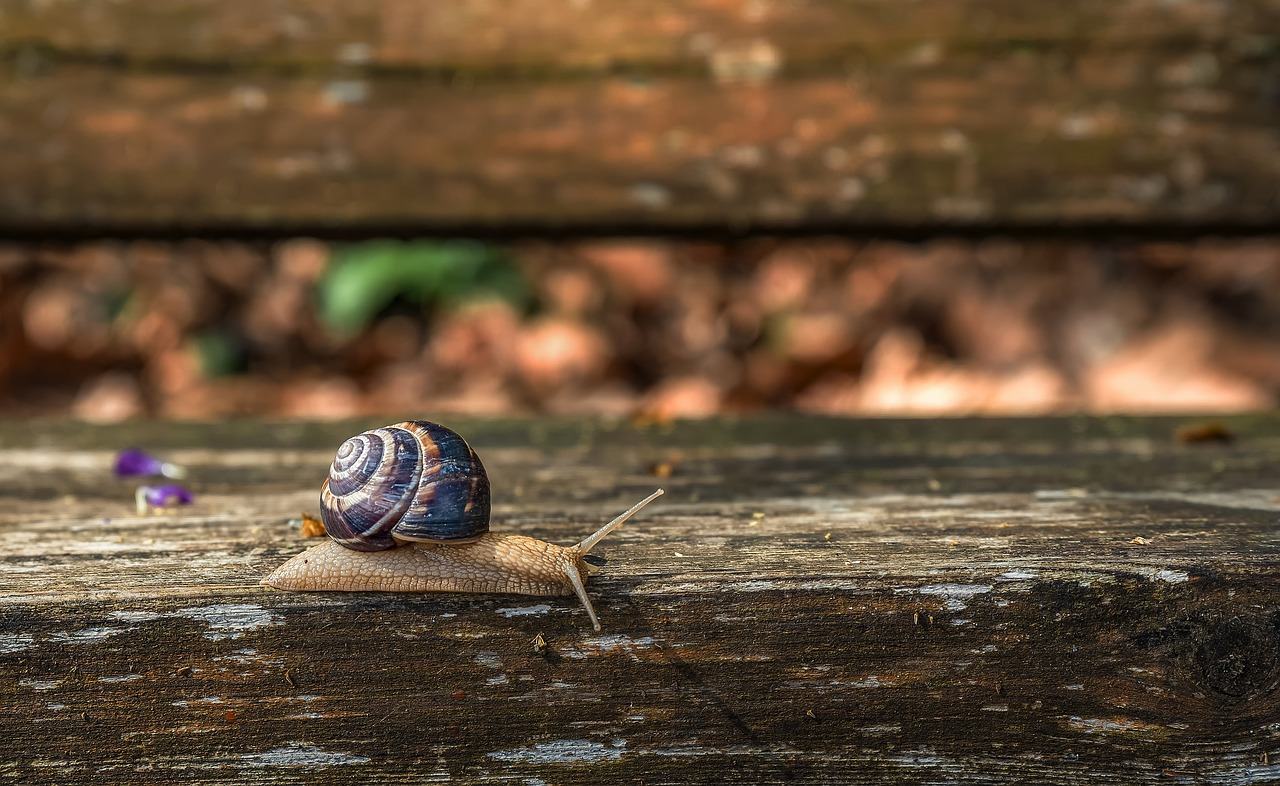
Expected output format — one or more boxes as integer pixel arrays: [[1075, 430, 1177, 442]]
[[191, 330, 246, 378], [319, 240, 526, 337]]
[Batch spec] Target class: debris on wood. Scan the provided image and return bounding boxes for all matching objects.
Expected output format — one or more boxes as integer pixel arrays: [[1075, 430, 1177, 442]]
[[1176, 421, 1235, 444], [299, 513, 326, 538]]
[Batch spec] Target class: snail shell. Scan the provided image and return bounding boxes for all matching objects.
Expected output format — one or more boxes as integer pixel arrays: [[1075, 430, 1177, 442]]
[[321, 420, 490, 552]]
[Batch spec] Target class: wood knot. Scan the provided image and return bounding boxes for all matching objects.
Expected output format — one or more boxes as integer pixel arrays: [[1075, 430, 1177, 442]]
[[1191, 614, 1280, 701]]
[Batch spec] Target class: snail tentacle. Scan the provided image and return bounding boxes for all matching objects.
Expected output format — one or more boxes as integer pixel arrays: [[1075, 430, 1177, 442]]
[[574, 488, 665, 555]]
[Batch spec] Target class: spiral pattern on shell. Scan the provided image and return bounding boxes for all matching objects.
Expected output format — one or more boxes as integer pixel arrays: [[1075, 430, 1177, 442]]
[[320, 421, 491, 552]]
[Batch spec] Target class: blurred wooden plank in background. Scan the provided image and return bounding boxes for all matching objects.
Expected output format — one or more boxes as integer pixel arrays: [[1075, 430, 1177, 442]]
[[1, 0, 1278, 231]]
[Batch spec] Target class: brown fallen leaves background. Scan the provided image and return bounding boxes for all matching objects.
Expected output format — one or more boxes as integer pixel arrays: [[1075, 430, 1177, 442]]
[[2, 236, 1278, 421]]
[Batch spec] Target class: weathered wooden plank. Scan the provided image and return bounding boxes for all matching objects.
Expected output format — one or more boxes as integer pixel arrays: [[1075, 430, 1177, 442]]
[[3, 63, 1277, 230], [1, 2, 1277, 229], [1, 415, 1279, 783], [4, 0, 1278, 69]]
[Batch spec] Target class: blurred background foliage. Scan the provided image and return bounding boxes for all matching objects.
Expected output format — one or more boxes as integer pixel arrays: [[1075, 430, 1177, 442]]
[[319, 241, 527, 338], [2, 236, 1279, 422]]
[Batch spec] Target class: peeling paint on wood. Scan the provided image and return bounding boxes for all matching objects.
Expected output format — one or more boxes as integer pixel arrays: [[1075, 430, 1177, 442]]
[[1, 414, 1279, 782]]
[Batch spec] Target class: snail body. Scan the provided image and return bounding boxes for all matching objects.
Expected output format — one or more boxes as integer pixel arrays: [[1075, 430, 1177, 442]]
[[262, 420, 662, 631]]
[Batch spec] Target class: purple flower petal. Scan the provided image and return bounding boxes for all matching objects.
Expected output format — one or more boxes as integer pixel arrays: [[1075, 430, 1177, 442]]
[[115, 448, 186, 479], [136, 484, 194, 513], [115, 448, 161, 476]]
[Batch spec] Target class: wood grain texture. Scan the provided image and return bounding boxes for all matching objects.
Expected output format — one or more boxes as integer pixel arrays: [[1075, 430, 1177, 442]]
[[1, 1, 1278, 230], [1, 415, 1278, 783]]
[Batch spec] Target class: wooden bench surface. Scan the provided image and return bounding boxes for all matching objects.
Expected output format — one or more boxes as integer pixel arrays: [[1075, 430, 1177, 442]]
[[3, 1, 1279, 231], [1, 414, 1278, 783]]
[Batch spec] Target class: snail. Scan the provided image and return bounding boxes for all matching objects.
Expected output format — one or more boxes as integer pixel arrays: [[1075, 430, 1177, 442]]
[[261, 420, 662, 631]]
